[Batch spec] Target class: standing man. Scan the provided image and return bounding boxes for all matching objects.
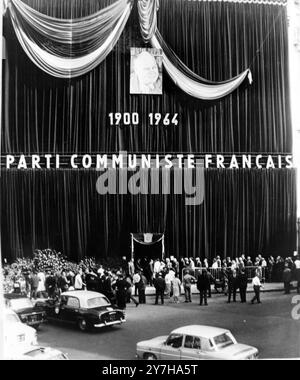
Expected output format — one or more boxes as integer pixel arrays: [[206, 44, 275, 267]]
[[121, 256, 128, 276], [282, 264, 292, 294], [153, 259, 161, 278], [206, 270, 215, 298], [171, 273, 182, 303], [37, 269, 46, 298], [183, 270, 196, 303], [45, 271, 56, 299], [128, 259, 135, 279], [74, 269, 85, 290], [115, 275, 131, 310], [238, 269, 248, 303], [153, 273, 166, 305], [294, 255, 300, 294], [227, 269, 238, 303], [164, 270, 173, 298], [137, 271, 147, 304], [125, 275, 139, 307], [251, 271, 263, 304], [103, 272, 114, 304], [195, 257, 202, 269], [30, 271, 40, 300], [197, 269, 210, 306], [133, 271, 141, 297]]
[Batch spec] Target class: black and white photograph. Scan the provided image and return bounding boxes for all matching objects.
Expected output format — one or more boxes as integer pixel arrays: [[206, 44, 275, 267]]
[[130, 47, 163, 94], [0, 0, 300, 367]]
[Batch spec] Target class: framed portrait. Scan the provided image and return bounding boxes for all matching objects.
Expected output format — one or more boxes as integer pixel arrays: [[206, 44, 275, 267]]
[[130, 48, 163, 95]]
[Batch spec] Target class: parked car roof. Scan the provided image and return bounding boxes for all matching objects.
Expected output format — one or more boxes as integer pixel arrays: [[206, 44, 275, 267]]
[[171, 325, 229, 339], [61, 291, 110, 308], [19, 346, 68, 360], [61, 290, 106, 300]]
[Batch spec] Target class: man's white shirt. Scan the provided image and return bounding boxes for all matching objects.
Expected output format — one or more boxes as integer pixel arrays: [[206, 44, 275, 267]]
[[252, 276, 262, 287]]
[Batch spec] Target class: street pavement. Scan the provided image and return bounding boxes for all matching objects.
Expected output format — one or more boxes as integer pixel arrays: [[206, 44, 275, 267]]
[[37, 291, 300, 360], [144, 282, 285, 296]]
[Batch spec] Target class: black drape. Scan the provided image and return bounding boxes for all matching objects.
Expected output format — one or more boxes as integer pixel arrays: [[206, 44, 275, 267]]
[[1, 0, 296, 262], [0, 168, 296, 262]]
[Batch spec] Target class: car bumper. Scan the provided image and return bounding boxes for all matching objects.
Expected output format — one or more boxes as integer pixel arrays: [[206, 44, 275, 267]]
[[26, 320, 44, 327], [94, 319, 126, 328]]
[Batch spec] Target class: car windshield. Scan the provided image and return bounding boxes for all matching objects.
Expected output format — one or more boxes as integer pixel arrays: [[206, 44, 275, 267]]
[[9, 298, 33, 310], [213, 333, 235, 349], [86, 297, 110, 308], [5, 313, 20, 324]]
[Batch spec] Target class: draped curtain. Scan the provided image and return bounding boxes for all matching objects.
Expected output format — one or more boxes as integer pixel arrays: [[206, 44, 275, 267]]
[[138, 0, 252, 100], [1, 0, 296, 261], [8, 0, 134, 78], [0, 169, 296, 261]]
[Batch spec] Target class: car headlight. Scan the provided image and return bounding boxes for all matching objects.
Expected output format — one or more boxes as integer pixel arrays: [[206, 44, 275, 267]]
[[20, 314, 26, 320]]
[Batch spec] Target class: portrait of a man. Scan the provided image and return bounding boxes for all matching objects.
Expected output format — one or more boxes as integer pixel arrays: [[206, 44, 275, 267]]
[[130, 48, 163, 95]]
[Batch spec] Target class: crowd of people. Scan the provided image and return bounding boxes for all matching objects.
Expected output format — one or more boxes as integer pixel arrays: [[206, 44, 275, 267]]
[[2, 249, 300, 309]]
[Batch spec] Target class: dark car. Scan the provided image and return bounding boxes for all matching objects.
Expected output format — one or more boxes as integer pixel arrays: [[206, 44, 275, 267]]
[[36, 290, 126, 332], [4, 294, 46, 329]]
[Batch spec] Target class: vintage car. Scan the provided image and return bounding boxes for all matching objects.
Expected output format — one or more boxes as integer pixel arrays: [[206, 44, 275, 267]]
[[11, 346, 69, 360], [136, 325, 259, 360], [37, 290, 126, 331], [4, 308, 38, 358], [5, 293, 46, 329]]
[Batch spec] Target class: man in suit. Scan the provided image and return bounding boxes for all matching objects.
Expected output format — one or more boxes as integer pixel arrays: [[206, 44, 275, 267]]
[[238, 269, 248, 303], [114, 275, 131, 310], [227, 269, 238, 303], [197, 269, 210, 306], [121, 256, 128, 276], [137, 271, 147, 304], [153, 273, 166, 305]]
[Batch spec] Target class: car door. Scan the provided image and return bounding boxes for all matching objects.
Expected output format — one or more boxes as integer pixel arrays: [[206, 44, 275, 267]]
[[180, 335, 208, 360], [59, 296, 80, 323], [159, 334, 183, 360]]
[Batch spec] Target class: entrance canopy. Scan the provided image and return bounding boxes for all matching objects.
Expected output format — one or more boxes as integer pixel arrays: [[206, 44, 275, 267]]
[[131, 233, 165, 260]]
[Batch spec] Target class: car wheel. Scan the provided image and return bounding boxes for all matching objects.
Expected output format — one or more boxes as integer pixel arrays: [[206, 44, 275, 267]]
[[78, 318, 89, 332], [144, 353, 157, 360]]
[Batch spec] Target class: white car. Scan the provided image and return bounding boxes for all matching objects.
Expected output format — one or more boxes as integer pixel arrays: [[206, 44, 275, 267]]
[[136, 325, 259, 360], [4, 308, 37, 359]]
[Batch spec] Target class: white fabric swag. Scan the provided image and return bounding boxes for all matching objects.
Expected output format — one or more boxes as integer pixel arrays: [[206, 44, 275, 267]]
[[7, 0, 252, 99], [137, 0, 159, 42], [138, 0, 252, 100], [9, 0, 133, 78]]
